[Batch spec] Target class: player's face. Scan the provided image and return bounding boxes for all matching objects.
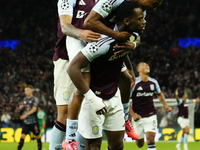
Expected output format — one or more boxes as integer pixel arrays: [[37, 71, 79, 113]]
[[25, 87, 32, 97], [137, 0, 163, 11], [140, 62, 150, 74], [127, 7, 146, 34]]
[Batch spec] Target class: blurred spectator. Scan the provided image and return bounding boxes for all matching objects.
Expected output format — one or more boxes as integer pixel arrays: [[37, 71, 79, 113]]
[[10, 108, 22, 128], [1, 109, 11, 127]]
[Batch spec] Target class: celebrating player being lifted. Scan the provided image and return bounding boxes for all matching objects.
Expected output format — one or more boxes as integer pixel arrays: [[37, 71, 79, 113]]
[[129, 62, 172, 150], [67, 1, 146, 150]]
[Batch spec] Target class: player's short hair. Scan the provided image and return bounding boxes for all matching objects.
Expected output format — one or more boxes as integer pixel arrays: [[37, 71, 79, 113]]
[[25, 85, 33, 89], [178, 89, 185, 98], [115, 1, 140, 23]]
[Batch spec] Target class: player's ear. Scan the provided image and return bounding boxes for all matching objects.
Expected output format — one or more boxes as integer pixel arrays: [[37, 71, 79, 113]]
[[123, 18, 130, 26]]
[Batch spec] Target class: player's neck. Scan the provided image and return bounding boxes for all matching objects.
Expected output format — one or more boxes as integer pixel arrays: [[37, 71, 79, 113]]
[[140, 74, 149, 82], [26, 95, 32, 98]]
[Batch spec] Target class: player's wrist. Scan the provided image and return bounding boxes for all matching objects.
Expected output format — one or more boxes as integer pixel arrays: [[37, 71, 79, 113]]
[[84, 89, 105, 112], [133, 42, 136, 49]]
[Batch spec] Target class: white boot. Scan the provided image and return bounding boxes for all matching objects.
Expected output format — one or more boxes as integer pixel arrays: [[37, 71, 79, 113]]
[[176, 143, 181, 150], [184, 144, 188, 150]]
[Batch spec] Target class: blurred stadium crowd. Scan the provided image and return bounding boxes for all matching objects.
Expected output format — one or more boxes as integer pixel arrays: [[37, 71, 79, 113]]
[[0, 0, 200, 128]]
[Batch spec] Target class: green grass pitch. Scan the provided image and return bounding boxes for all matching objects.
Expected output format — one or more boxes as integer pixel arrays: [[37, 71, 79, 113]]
[[0, 141, 200, 150]]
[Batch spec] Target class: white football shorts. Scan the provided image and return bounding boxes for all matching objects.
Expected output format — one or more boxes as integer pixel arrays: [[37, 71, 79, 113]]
[[132, 115, 158, 139], [177, 117, 189, 129], [78, 88, 125, 139], [53, 58, 75, 105], [67, 36, 90, 72]]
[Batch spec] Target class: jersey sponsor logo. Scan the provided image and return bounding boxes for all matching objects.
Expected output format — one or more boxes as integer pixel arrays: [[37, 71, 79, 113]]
[[102, 2, 112, 12], [63, 92, 70, 100], [137, 86, 143, 91], [150, 84, 154, 90], [136, 92, 154, 97], [79, 0, 86, 5], [69, 126, 77, 129], [184, 103, 189, 107], [92, 126, 99, 135], [108, 51, 129, 61], [76, 10, 87, 18], [61, 1, 69, 10], [89, 44, 98, 53]]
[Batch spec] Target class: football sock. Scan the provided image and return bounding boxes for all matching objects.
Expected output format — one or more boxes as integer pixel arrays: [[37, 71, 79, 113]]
[[49, 121, 66, 150], [178, 135, 184, 145], [66, 119, 78, 140], [37, 138, 42, 150], [184, 133, 189, 145], [147, 143, 156, 150], [76, 131, 85, 150], [123, 102, 130, 121], [18, 138, 24, 150]]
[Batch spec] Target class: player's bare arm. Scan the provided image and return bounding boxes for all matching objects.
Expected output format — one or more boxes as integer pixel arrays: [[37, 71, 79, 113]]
[[175, 88, 180, 103], [60, 15, 101, 42], [189, 97, 200, 103], [67, 51, 107, 115], [124, 56, 136, 87], [157, 92, 172, 112], [84, 10, 131, 42], [129, 104, 141, 121], [20, 106, 37, 120]]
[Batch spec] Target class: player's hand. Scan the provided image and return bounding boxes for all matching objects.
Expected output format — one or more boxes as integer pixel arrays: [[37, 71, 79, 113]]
[[196, 97, 200, 102], [175, 88, 179, 96], [20, 114, 27, 120], [96, 100, 107, 115], [133, 113, 141, 121], [165, 106, 172, 112], [113, 41, 136, 55], [114, 31, 131, 42], [78, 29, 101, 42]]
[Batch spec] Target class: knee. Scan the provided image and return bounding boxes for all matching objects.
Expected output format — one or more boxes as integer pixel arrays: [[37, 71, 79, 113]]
[[110, 143, 124, 150], [136, 140, 144, 148], [21, 134, 26, 139], [137, 142, 144, 148]]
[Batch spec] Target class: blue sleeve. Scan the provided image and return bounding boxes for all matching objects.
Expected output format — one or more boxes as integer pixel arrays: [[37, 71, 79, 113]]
[[92, 0, 124, 18], [81, 35, 114, 62], [57, 0, 76, 17]]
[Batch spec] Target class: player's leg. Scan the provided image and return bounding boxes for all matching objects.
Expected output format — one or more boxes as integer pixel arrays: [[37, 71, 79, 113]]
[[144, 115, 158, 150], [18, 124, 29, 150], [146, 132, 156, 150], [76, 131, 86, 150], [84, 138, 102, 150], [183, 126, 189, 150], [132, 118, 145, 148], [18, 133, 26, 150], [31, 123, 42, 150], [176, 117, 189, 150], [104, 130, 124, 150], [119, 68, 138, 140], [63, 37, 89, 150], [103, 89, 125, 150], [50, 59, 74, 150]]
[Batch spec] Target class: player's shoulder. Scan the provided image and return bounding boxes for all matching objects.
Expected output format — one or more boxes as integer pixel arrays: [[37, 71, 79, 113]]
[[148, 76, 158, 83], [135, 77, 142, 84]]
